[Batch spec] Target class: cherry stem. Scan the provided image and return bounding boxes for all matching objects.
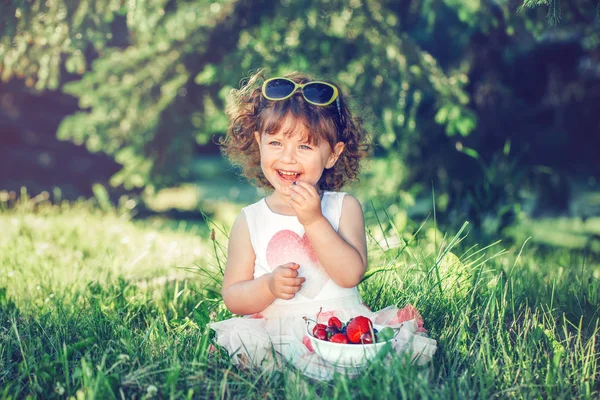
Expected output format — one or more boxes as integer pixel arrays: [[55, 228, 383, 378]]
[[316, 306, 323, 322]]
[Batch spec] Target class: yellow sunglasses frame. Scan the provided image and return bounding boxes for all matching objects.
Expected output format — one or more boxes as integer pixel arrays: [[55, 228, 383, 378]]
[[262, 77, 340, 107]]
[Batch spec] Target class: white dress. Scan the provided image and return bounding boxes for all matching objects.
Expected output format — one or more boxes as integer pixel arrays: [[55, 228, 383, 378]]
[[209, 191, 437, 380]]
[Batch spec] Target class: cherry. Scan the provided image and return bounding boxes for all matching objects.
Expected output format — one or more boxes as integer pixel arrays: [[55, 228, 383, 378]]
[[329, 333, 349, 344], [312, 323, 327, 335], [328, 316, 343, 329], [360, 332, 376, 344], [314, 328, 328, 341]]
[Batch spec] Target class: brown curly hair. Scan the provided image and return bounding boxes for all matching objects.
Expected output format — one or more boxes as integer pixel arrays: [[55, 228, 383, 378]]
[[220, 70, 370, 191]]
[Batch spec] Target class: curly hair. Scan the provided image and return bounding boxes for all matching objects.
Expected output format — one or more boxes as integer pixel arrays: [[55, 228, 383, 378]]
[[220, 70, 370, 191]]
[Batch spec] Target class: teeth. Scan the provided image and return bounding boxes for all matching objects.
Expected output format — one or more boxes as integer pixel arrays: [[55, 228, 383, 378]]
[[278, 170, 299, 176]]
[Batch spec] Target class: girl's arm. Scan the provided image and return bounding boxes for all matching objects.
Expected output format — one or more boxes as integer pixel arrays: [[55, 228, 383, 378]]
[[221, 212, 305, 315], [290, 183, 367, 288], [221, 212, 275, 314]]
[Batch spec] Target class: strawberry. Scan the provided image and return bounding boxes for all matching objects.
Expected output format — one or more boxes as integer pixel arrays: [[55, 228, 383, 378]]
[[328, 316, 343, 330], [329, 333, 349, 344], [312, 323, 327, 335], [345, 315, 374, 344]]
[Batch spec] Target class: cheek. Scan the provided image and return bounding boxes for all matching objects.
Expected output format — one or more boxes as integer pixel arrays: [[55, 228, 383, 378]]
[[259, 150, 278, 171], [320, 152, 334, 166]]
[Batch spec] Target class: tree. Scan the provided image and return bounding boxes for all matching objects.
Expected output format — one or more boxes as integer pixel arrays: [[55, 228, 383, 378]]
[[1, 0, 599, 233], [520, 0, 600, 25], [1, 0, 475, 189]]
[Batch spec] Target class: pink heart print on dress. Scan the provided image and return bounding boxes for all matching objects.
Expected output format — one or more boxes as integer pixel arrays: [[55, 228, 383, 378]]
[[266, 230, 330, 299]]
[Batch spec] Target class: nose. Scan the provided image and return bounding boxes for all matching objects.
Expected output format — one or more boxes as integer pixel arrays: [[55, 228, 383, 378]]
[[280, 144, 297, 164]]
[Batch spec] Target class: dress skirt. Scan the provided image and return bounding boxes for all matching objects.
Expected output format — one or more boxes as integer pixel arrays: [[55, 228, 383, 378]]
[[209, 294, 437, 381]]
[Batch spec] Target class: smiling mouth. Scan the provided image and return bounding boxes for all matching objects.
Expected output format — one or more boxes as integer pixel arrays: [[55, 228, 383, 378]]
[[277, 170, 300, 182]]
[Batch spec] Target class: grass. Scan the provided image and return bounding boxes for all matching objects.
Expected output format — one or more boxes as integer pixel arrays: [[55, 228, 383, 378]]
[[0, 192, 599, 399]]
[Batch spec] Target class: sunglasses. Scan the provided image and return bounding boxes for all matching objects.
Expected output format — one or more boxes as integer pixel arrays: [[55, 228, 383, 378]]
[[262, 77, 342, 118]]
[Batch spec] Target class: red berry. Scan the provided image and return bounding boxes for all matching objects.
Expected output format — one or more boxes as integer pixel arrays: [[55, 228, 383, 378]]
[[345, 316, 373, 344], [360, 332, 375, 344], [312, 323, 327, 335], [329, 333, 349, 344], [314, 328, 328, 341], [328, 316, 343, 329]]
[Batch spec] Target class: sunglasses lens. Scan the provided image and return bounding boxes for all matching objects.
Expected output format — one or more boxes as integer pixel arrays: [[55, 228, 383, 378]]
[[303, 83, 335, 104], [264, 79, 296, 99]]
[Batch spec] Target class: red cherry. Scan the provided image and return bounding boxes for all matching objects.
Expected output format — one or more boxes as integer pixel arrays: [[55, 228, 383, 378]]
[[312, 323, 327, 335], [314, 328, 328, 341], [360, 332, 375, 344], [328, 316, 343, 330], [329, 333, 349, 344]]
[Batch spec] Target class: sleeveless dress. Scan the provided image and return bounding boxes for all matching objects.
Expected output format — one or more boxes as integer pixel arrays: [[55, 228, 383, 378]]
[[209, 191, 437, 380]]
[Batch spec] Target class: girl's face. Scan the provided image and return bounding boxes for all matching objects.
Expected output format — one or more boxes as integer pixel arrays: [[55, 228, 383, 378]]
[[254, 116, 344, 199]]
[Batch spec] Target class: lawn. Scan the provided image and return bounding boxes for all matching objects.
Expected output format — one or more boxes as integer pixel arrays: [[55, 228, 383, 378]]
[[0, 193, 599, 399]]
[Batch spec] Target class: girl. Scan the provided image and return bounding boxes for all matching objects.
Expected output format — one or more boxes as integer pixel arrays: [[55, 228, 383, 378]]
[[209, 71, 436, 380]]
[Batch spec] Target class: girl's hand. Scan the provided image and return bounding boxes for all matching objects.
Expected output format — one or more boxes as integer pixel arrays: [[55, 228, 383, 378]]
[[289, 181, 324, 226], [268, 262, 306, 300]]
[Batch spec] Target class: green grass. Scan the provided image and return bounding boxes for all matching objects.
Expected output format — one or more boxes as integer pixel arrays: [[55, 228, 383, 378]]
[[0, 194, 599, 399]]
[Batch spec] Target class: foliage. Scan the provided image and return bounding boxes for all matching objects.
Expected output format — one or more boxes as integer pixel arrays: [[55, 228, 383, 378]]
[[520, 0, 600, 25], [0, 0, 123, 89], [1, 0, 482, 189], [1, 196, 599, 398], [1, 0, 600, 233]]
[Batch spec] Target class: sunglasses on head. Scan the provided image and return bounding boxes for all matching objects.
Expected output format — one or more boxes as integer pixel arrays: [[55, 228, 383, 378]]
[[262, 77, 342, 118]]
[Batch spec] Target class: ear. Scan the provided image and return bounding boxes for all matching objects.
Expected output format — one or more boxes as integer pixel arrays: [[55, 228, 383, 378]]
[[326, 142, 345, 169], [254, 131, 261, 149]]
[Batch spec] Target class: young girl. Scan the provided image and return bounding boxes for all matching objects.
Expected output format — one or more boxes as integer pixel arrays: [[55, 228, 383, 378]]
[[209, 71, 436, 380]]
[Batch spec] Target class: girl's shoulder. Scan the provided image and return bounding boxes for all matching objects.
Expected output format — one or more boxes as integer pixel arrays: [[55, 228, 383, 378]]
[[240, 198, 271, 224], [323, 191, 362, 209], [324, 191, 364, 222], [241, 197, 267, 213], [322, 190, 346, 201]]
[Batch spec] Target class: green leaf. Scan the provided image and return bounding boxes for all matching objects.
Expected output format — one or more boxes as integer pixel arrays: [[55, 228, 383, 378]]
[[194, 64, 217, 85], [435, 106, 449, 124], [460, 146, 480, 160]]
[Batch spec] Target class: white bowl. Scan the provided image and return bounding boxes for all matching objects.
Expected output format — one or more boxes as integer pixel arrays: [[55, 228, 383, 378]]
[[307, 325, 393, 367]]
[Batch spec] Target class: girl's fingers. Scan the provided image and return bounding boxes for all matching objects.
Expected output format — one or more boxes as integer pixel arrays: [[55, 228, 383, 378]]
[[288, 196, 301, 208], [289, 191, 315, 207], [281, 286, 300, 296], [282, 277, 304, 291], [273, 275, 304, 297], [280, 293, 294, 300], [294, 181, 319, 199], [289, 277, 305, 287], [288, 197, 305, 212], [287, 288, 299, 296], [289, 190, 307, 204], [281, 277, 303, 288], [285, 266, 299, 278], [276, 263, 298, 278], [290, 183, 310, 198]]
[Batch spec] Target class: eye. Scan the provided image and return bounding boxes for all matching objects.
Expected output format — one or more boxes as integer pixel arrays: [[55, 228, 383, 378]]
[[299, 144, 312, 150], [268, 141, 281, 146]]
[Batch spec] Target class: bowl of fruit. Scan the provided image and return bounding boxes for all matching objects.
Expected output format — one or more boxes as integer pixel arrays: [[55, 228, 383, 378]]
[[304, 315, 397, 368]]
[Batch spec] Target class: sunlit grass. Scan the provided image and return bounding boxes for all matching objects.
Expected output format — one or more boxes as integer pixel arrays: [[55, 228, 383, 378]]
[[507, 216, 600, 252], [0, 196, 208, 309], [0, 194, 599, 399]]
